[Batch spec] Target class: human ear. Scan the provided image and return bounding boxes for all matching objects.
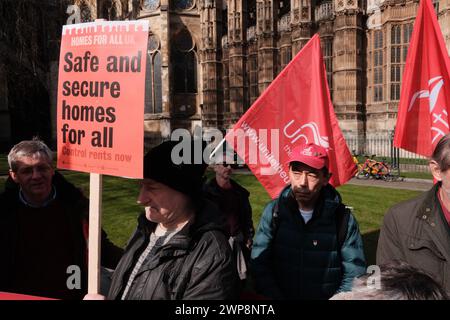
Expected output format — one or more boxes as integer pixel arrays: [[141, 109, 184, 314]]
[[429, 160, 442, 181], [9, 170, 19, 183]]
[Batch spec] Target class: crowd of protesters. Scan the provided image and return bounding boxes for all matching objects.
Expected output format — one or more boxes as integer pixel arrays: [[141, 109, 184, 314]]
[[1, 135, 449, 300]]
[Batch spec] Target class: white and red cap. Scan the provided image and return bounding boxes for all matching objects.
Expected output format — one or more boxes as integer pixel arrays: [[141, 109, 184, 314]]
[[287, 143, 329, 170]]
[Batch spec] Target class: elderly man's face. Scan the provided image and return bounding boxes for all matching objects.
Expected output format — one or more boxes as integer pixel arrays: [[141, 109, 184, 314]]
[[289, 162, 329, 209], [10, 155, 54, 205], [214, 154, 235, 181], [214, 163, 233, 180], [137, 179, 192, 227]]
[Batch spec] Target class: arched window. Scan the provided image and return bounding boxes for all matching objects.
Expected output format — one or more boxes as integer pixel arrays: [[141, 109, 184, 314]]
[[143, 0, 160, 11], [145, 34, 163, 113], [248, 0, 256, 26], [391, 25, 401, 45], [322, 38, 333, 91], [248, 52, 258, 105], [403, 23, 413, 61], [102, 0, 121, 20], [278, 0, 290, 17], [153, 52, 162, 112], [432, 0, 439, 15], [390, 25, 401, 101], [174, 0, 195, 10], [80, 2, 92, 22], [172, 29, 197, 93], [373, 30, 383, 102]]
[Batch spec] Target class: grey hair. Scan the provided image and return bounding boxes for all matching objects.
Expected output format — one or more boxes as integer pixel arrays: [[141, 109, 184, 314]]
[[431, 133, 450, 171], [336, 261, 448, 300], [345, 275, 405, 300], [8, 138, 53, 172]]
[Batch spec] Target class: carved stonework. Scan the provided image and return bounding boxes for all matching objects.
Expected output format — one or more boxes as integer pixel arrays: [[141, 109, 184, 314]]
[[292, 8, 300, 23], [225, 0, 247, 124], [301, 7, 309, 20], [247, 26, 256, 41], [278, 13, 291, 32], [316, 1, 334, 21], [222, 35, 228, 48], [5, 0, 449, 148]]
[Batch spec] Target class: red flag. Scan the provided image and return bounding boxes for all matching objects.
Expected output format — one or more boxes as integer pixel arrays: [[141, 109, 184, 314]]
[[0, 291, 56, 300], [224, 34, 356, 199], [394, 0, 450, 156]]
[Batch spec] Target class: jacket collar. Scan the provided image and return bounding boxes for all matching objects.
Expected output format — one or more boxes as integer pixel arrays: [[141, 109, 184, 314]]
[[416, 183, 444, 222], [2, 171, 87, 220], [414, 183, 450, 261], [135, 198, 225, 251], [18, 185, 57, 208], [132, 199, 225, 274], [280, 183, 341, 221], [205, 177, 250, 197], [3, 171, 85, 205]]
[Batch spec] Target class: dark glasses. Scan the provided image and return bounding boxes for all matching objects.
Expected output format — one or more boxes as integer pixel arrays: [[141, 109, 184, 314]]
[[221, 162, 239, 169]]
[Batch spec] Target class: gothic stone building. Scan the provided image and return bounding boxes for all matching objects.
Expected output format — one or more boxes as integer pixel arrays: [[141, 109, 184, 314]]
[[0, 0, 449, 150]]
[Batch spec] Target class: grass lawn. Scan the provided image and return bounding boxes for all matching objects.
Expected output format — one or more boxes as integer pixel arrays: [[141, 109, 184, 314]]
[[336, 184, 420, 264], [0, 169, 421, 265], [400, 171, 433, 180], [58, 170, 142, 248], [0, 154, 8, 175]]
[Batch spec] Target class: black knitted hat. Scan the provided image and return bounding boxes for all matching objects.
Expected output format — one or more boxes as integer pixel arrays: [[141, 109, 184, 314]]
[[143, 139, 207, 200]]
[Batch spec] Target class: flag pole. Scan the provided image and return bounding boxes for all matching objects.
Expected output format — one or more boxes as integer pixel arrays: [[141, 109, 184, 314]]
[[209, 137, 226, 160]]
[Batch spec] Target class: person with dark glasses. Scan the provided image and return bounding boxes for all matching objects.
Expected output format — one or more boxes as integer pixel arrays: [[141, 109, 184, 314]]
[[204, 152, 254, 285]]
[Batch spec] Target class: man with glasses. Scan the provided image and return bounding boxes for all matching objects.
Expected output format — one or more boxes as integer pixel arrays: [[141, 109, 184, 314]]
[[0, 139, 123, 299], [204, 152, 254, 282], [251, 143, 366, 299]]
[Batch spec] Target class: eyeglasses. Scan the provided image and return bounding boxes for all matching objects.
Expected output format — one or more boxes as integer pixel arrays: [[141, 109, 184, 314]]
[[221, 162, 240, 169]]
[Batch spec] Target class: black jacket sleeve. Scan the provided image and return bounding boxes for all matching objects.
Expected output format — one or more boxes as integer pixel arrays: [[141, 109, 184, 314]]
[[100, 229, 124, 269]]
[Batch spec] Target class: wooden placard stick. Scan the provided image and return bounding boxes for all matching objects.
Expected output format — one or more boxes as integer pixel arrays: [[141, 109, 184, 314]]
[[88, 173, 103, 294]]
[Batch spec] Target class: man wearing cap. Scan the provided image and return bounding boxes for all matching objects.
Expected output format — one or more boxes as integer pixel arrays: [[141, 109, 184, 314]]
[[250, 143, 366, 300], [104, 140, 239, 300]]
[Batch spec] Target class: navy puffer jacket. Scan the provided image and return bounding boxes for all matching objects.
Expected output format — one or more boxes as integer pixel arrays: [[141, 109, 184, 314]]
[[251, 184, 366, 300]]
